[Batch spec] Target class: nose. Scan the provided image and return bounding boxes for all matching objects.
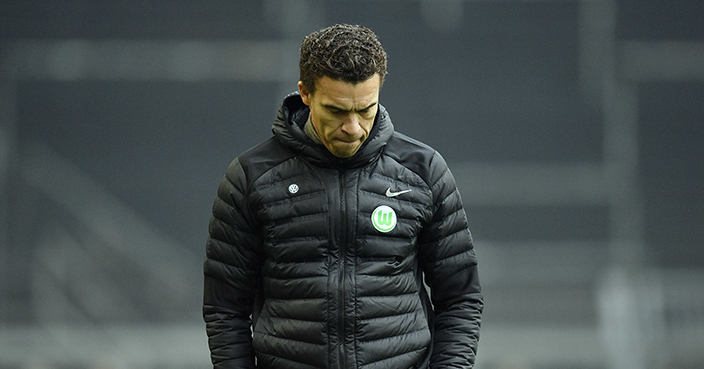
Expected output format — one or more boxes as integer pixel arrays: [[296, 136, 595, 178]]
[[340, 114, 362, 137]]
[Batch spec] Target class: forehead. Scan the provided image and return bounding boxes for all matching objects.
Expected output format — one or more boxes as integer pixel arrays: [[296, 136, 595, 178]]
[[313, 75, 381, 108]]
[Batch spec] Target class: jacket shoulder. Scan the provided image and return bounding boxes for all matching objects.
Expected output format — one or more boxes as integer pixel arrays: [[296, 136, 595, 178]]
[[383, 132, 445, 183], [229, 137, 296, 185]]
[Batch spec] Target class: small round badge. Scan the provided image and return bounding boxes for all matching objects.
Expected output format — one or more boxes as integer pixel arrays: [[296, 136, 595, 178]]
[[288, 184, 299, 194], [371, 205, 397, 233]]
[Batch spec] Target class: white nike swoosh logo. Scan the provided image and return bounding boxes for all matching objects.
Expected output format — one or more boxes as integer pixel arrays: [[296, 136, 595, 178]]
[[385, 188, 412, 197]]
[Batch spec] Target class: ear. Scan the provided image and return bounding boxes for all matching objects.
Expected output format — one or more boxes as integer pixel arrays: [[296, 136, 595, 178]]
[[298, 81, 312, 106]]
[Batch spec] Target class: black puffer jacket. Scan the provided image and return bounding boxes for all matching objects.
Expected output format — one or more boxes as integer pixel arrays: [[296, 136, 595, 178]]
[[203, 93, 483, 369]]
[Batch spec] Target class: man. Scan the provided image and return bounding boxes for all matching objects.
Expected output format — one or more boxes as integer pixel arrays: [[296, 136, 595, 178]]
[[203, 24, 483, 369]]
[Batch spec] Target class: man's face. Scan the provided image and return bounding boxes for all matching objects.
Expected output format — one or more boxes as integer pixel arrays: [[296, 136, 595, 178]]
[[298, 74, 381, 158]]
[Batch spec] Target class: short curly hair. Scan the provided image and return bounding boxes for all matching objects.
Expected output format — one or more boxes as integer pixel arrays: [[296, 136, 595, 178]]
[[299, 24, 388, 94]]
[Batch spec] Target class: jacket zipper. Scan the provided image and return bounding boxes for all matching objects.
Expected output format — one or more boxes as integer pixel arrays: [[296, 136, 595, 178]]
[[338, 169, 347, 369]]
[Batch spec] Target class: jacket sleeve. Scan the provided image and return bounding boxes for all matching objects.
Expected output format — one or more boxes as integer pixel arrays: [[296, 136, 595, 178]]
[[418, 151, 484, 369], [203, 158, 262, 369]]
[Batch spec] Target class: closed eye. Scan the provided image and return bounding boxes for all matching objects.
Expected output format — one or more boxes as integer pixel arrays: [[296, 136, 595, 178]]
[[325, 105, 346, 114], [323, 103, 377, 115]]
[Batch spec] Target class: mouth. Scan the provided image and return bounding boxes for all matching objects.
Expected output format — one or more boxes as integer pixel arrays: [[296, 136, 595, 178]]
[[334, 136, 362, 144]]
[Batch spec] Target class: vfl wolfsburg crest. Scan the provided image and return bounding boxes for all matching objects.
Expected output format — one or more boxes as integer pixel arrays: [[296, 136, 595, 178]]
[[371, 205, 397, 233]]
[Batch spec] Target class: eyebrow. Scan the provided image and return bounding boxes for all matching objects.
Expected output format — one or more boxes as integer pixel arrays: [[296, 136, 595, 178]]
[[324, 102, 377, 113]]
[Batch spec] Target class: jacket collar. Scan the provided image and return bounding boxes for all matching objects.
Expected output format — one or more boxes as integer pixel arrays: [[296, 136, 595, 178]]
[[272, 92, 394, 169]]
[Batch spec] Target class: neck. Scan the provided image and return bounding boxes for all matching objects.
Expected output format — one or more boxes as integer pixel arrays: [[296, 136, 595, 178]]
[[304, 113, 323, 144]]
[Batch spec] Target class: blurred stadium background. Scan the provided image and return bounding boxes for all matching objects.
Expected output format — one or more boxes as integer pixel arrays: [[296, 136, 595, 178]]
[[1, 1, 703, 368]]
